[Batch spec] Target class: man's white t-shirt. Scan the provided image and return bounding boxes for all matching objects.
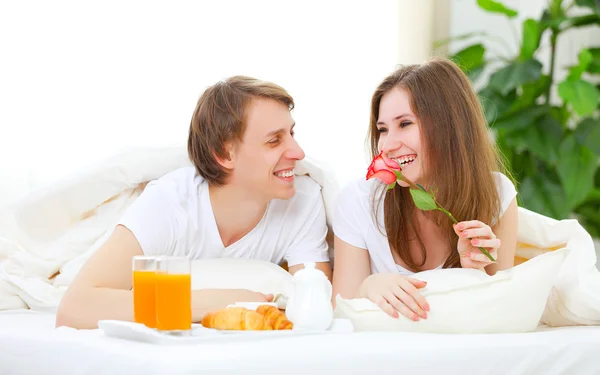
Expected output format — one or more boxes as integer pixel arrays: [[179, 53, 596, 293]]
[[119, 167, 329, 267], [333, 172, 517, 275]]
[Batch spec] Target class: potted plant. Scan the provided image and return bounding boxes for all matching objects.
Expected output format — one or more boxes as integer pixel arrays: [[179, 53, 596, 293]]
[[439, 0, 600, 240]]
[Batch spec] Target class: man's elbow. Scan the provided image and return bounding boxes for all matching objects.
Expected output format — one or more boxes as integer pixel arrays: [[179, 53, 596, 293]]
[[55, 295, 75, 328], [55, 291, 88, 329]]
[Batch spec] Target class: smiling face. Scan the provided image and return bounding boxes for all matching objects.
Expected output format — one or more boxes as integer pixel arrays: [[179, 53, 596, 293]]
[[228, 98, 305, 201], [376, 87, 425, 187]]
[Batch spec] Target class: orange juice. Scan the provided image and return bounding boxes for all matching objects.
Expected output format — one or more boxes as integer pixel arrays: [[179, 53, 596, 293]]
[[133, 270, 156, 328], [155, 273, 192, 331]]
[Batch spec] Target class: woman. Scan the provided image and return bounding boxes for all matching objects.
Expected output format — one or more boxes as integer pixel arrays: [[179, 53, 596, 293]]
[[332, 58, 518, 321]]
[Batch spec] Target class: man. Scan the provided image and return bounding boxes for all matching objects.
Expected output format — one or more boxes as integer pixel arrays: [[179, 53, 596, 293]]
[[56, 76, 331, 329]]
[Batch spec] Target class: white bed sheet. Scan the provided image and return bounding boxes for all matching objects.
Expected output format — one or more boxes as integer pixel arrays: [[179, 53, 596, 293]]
[[1, 310, 599, 375]]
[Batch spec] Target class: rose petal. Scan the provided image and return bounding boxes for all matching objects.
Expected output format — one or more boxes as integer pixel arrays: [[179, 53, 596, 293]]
[[366, 151, 400, 182], [372, 156, 389, 171], [367, 152, 380, 171], [367, 169, 397, 184], [382, 154, 401, 170]]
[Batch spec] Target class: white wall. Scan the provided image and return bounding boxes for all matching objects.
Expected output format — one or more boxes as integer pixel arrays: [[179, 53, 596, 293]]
[[0, 0, 400, 208]]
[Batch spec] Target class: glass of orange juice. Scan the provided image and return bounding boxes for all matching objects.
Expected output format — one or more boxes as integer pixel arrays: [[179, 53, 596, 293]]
[[132, 256, 158, 328], [155, 256, 192, 334]]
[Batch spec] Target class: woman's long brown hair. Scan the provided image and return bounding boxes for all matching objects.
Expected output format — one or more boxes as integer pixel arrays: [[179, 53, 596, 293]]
[[368, 58, 511, 271]]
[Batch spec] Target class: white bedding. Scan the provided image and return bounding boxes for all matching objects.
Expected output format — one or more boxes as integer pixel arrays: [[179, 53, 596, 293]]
[[1, 310, 600, 375], [1, 146, 600, 326]]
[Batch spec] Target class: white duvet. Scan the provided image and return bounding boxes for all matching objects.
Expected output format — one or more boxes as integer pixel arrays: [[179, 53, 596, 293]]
[[0, 146, 598, 328], [0, 147, 338, 311]]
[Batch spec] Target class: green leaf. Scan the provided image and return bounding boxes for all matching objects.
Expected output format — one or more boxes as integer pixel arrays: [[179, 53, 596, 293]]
[[479, 86, 517, 124], [519, 175, 570, 219], [557, 78, 600, 116], [575, 0, 600, 15], [522, 114, 564, 164], [550, 0, 564, 16], [510, 75, 550, 112], [567, 49, 593, 80], [493, 105, 547, 133], [562, 14, 600, 29], [520, 19, 541, 61], [576, 206, 600, 238], [574, 117, 600, 155], [477, 0, 518, 18], [467, 64, 487, 83], [434, 31, 487, 49], [586, 48, 600, 74], [557, 136, 598, 207], [540, 9, 567, 30], [409, 189, 438, 211], [451, 44, 485, 73], [549, 105, 572, 126], [489, 60, 543, 95], [580, 188, 600, 204], [386, 181, 396, 191]]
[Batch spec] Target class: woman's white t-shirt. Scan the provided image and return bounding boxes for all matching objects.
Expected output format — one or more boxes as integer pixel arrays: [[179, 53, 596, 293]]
[[332, 172, 517, 275], [119, 167, 330, 267]]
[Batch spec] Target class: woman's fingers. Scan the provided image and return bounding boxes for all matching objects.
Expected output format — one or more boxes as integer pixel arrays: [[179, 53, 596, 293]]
[[461, 226, 495, 239], [372, 295, 399, 319], [470, 251, 497, 263], [366, 274, 431, 321], [392, 286, 427, 319], [400, 279, 430, 313], [385, 291, 421, 321], [471, 238, 500, 249], [456, 220, 486, 230], [406, 278, 428, 289]]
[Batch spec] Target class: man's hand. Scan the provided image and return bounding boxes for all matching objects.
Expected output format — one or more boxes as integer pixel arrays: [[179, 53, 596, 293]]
[[191, 289, 273, 322]]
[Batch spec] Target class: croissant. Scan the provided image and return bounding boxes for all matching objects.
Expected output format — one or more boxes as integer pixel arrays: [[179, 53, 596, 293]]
[[201, 307, 271, 330], [256, 305, 293, 330]]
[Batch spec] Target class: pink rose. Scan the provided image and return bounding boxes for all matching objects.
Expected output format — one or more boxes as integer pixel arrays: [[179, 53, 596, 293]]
[[366, 151, 401, 184]]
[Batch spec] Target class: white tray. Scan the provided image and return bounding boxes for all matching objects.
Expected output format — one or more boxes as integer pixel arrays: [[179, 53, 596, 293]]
[[98, 319, 353, 345]]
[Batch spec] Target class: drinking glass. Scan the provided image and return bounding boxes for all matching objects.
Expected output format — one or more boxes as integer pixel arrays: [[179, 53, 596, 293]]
[[155, 256, 192, 333], [132, 256, 158, 328]]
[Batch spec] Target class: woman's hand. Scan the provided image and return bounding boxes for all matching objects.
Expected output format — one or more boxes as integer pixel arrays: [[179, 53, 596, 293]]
[[358, 273, 429, 320], [454, 220, 500, 270]]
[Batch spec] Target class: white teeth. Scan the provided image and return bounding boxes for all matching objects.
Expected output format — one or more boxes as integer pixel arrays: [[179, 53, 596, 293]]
[[275, 169, 295, 178], [394, 155, 416, 167]]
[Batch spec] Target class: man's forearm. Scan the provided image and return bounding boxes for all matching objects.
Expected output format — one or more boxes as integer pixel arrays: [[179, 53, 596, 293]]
[[56, 287, 134, 329], [56, 287, 266, 329], [191, 289, 259, 322]]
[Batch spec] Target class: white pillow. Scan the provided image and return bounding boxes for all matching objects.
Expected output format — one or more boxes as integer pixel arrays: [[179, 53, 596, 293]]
[[334, 248, 568, 333], [191, 258, 293, 306]]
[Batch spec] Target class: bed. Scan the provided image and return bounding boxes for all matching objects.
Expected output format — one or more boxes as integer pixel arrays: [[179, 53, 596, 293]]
[[1, 148, 600, 374], [1, 310, 599, 375]]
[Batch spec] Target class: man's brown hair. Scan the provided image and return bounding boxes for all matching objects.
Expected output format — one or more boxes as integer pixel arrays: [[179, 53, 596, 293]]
[[188, 76, 295, 186]]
